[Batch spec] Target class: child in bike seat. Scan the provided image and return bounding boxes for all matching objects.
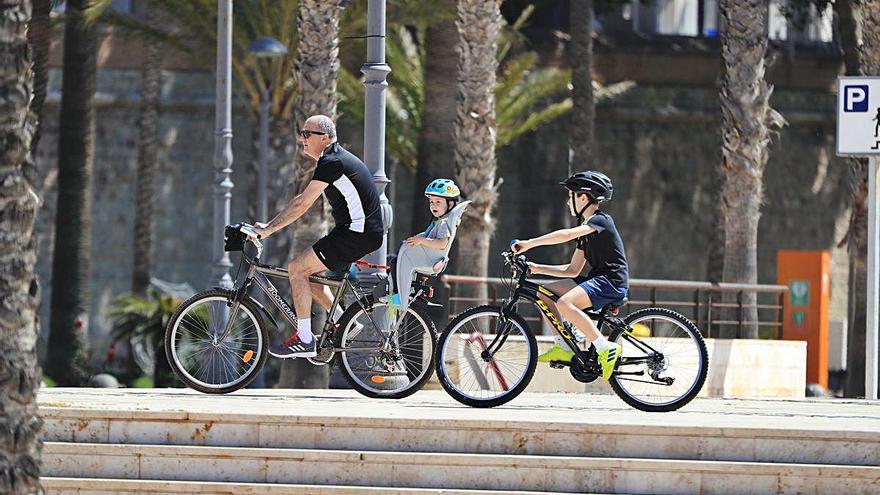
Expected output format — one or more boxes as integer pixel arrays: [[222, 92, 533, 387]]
[[388, 179, 464, 316], [511, 171, 628, 380]]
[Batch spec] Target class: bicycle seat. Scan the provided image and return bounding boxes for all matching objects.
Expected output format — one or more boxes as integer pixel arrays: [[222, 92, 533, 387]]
[[608, 297, 628, 310], [583, 297, 628, 317]]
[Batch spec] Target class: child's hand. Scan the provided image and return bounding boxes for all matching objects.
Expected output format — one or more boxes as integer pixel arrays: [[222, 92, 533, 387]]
[[511, 239, 531, 254], [405, 234, 424, 247]]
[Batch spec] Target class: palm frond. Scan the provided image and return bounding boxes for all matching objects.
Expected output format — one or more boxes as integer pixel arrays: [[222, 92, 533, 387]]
[[498, 99, 572, 148], [495, 51, 538, 106], [594, 80, 637, 102]]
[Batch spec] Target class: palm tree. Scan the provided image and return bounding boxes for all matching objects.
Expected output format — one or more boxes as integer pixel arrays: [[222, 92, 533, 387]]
[[413, 0, 458, 232], [337, 6, 576, 216], [46, 0, 98, 385], [0, 0, 44, 491], [24, 0, 51, 185], [132, 0, 161, 296], [452, 0, 504, 305], [569, 0, 595, 171], [277, 0, 343, 389], [836, 0, 880, 397], [715, 0, 786, 339]]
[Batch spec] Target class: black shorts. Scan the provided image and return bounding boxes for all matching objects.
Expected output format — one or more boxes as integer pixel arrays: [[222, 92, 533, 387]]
[[313, 228, 383, 271]]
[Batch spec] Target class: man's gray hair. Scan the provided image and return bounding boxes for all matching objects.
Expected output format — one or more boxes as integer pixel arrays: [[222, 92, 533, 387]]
[[308, 115, 337, 139]]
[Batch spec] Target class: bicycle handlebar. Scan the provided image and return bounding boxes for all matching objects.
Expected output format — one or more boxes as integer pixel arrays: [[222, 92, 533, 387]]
[[502, 249, 530, 277], [231, 223, 264, 260]]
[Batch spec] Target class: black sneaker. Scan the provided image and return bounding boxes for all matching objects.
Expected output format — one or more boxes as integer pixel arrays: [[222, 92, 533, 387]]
[[269, 333, 317, 358]]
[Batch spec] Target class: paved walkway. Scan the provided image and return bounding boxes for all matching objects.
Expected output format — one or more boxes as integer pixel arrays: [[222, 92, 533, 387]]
[[38, 388, 880, 436]]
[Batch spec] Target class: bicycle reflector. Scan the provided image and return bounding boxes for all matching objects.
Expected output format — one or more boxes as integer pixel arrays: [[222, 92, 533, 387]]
[[371, 375, 386, 384], [242, 350, 254, 364]]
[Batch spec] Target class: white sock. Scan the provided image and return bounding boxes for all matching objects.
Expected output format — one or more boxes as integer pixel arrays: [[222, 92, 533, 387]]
[[592, 335, 615, 351], [332, 305, 345, 321], [296, 318, 314, 343]]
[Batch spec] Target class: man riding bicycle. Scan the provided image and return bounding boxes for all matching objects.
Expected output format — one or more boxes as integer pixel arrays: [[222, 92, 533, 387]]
[[252, 115, 383, 358], [511, 171, 628, 380]]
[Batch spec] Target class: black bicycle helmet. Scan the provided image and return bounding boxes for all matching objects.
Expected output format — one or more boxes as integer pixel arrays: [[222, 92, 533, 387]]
[[560, 171, 613, 222], [559, 170, 613, 202]]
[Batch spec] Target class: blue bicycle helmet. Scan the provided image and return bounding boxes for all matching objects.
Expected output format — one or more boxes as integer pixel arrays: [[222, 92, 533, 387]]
[[424, 178, 461, 199]]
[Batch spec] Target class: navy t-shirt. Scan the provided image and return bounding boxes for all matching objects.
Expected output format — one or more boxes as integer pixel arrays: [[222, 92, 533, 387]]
[[311, 142, 383, 234], [575, 211, 629, 288]]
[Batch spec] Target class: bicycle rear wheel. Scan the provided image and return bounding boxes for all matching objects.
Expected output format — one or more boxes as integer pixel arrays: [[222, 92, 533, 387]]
[[435, 305, 537, 408], [608, 307, 708, 412], [165, 290, 268, 394], [334, 300, 436, 399]]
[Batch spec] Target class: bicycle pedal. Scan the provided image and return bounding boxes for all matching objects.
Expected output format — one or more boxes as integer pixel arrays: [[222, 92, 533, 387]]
[[549, 361, 569, 369]]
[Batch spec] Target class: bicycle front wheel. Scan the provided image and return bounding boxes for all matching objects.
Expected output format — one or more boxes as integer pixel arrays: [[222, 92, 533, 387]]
[[608, 307, 708, 412], [334, 300, 436, 399], [435, 305, 537, 408], [164, 290, 268, 394]]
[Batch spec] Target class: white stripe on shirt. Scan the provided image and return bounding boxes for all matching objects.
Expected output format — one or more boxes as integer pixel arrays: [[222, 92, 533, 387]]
[[332, 174, 366, 232]]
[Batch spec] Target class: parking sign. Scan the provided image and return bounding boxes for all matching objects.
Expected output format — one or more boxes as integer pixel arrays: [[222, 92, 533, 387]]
[[837, 77, 880, 155]]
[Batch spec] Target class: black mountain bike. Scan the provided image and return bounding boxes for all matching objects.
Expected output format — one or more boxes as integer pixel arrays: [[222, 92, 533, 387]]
[[164, 223, 437, 399], [435, 251, 708, 412]]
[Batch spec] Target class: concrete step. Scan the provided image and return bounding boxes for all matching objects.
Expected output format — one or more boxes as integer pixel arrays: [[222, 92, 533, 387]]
[[42, 477, 582, 495], [42, 442, 880, 495], [42, 405, 880, 467]]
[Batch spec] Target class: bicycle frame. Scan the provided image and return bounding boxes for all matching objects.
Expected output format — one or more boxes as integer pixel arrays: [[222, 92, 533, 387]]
[[486, 262, 661, 373], [496, 279, 597, 368], [216, 250, 396, 354]]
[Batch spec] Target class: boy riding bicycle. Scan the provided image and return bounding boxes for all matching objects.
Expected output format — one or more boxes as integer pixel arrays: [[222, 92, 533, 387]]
[[511, 171, 628, 380]]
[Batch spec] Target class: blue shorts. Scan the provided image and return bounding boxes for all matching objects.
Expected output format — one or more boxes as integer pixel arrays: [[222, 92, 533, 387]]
[[574, 275, 627, 310]]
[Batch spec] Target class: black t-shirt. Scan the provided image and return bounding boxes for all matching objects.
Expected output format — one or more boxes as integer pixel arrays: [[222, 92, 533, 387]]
[[575, 211, 629, 288], [311, 142, 383, 234]]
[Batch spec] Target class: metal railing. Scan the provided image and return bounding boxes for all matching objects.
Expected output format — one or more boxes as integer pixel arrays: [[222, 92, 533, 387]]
[[438, 275, 788, 339]]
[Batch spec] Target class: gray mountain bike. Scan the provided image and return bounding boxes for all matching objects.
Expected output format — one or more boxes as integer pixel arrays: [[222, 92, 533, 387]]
[[164, 223, 437, 398]]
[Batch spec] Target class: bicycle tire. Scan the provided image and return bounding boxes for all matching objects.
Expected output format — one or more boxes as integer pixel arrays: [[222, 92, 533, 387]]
[[164, 289, 268, 394], [435, 305, 537, 408], [334, 300, 437, 399], [608, 307, 708, 412]]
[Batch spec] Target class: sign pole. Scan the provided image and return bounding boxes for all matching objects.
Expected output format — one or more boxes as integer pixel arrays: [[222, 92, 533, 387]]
[[867, 156, 879, 400], [837, 77, 880, 399]]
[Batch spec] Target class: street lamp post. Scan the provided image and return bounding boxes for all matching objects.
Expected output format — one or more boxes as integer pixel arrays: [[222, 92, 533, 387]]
[[209, 0, 234, 289], [361, 0, 392, 268], [248, 37, 288, 257]]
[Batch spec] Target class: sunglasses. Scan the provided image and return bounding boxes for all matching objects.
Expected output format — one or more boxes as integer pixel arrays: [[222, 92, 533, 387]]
[[297, 127, 327, 139]]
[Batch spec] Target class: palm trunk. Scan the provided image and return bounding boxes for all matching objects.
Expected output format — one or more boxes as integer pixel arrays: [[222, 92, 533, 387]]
[[278, 0, 341, 389], [453, 0, 503, 306], [0, 1, 44, 492], [845, 164, 868, 397], [46, 0, 97, 385], [841, 0, 880, 397], [716, 0, 783, 339], [263, 116, 299, 268], [413, 3, 458, 233], [133, 2, 161, 296], [24, 0, 50, 185], [569, 0, 595, 170]]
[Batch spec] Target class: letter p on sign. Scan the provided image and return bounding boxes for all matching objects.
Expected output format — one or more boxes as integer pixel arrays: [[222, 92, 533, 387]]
[[845, 85, 869, 112]]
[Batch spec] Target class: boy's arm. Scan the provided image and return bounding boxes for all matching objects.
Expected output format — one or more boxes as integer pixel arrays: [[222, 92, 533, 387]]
[[529, 249, 586, 278], [518, 224, 595, 252]]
